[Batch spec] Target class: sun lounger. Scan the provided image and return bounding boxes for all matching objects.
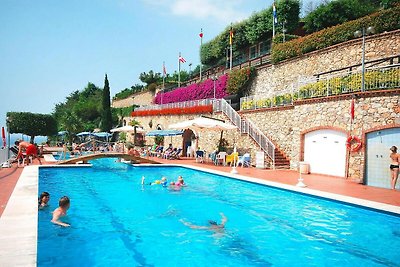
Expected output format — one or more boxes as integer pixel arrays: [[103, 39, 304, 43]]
[[168, 148, 182, 159]]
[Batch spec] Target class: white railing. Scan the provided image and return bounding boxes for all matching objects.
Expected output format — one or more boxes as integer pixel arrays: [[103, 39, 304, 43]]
[[214, 99, 275, 166], [134, 98, 276, 167], [240, 64, 400, 111]]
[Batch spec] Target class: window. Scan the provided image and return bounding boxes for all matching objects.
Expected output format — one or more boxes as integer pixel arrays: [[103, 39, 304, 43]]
[[249, 45, 257, 59], [259, 42, 271, 55]]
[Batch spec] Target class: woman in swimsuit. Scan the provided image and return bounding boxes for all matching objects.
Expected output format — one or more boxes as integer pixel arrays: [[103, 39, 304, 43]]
[[390, 146, 399, 190]]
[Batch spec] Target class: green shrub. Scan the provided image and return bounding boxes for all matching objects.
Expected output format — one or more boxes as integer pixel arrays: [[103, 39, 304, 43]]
[[272, 34, 299, 44], [304, 0, 379, 33], [271, 6, 400, 63], [226, 67, 255, 95]]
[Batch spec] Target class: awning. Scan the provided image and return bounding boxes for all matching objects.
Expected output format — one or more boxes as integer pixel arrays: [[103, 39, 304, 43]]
[[146, 130, 183, 137]]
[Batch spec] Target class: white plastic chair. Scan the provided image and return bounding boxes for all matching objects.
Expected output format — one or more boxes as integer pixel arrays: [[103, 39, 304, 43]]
[[186, 146, 192, 157], [216, 152, 227, 166]]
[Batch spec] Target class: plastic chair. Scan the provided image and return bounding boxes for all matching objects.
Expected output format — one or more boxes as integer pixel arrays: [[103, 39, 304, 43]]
[[226, 152, 239, 166], [186, 146, 192, 157], [216, 152, 227, 166], [196, 150, 204, 163]]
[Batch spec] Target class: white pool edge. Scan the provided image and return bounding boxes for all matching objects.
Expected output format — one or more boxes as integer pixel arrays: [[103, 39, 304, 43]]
[[0, 166, 38, 267], [136, 163, 400, 215]]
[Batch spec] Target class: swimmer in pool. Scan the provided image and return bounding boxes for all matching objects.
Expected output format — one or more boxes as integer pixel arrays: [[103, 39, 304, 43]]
[[38, 192, 50, 209], [175, 176, 185, 186], [180, 212, 227, 233], [51, 196, 70, 227]]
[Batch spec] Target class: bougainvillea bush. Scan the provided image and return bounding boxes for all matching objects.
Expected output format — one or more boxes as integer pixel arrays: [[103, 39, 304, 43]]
[[154, 75, 228, 104]]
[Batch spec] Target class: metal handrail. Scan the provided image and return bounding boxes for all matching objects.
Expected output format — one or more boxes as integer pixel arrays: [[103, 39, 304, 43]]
[[215, 99, 275, 166]]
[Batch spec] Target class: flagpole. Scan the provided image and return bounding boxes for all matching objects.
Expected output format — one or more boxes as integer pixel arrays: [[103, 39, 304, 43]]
[[272, 2, 276, 38], [162, 61, 165, 105], [200, 28, 203, 81], [178, 52, 181, 87], [229, 24, 233, 71]]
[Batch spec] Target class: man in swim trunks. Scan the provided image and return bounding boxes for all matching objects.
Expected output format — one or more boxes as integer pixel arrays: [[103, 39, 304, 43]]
[[390, 146, 399, 190], [15, 140, 42, 165], [51, 196, 70, 227], [180, 212, 227, 233]]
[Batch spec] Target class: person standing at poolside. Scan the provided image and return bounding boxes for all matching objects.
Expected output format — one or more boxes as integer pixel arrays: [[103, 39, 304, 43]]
[[15, 140, 42, 165], [51, 196, 71, 227], [390, 146, 399, 190]]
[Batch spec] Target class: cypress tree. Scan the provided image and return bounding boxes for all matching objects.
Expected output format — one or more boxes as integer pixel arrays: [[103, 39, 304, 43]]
[[101, 74, 113, 132]]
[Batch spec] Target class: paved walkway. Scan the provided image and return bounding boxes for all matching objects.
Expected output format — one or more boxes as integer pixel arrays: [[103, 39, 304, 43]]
[[1, 156, 399, 217]]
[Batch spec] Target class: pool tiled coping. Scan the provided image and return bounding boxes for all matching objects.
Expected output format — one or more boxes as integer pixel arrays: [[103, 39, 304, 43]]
[[0, 163, 399, 267]]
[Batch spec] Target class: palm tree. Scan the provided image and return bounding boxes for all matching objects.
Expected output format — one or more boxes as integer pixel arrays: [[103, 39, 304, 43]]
[[59, 111, 84, 145], [129, 119, 141, 146]]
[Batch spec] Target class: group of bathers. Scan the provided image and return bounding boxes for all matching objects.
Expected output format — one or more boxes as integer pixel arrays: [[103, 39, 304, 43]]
[[141, 175, 186, 189]]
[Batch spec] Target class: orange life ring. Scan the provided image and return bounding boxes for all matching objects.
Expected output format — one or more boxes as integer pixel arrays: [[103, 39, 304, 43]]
[[346, 135, 362, 152]]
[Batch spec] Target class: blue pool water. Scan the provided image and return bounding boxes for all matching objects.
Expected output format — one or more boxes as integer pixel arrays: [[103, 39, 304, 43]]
[[38, 159, 400, 266]]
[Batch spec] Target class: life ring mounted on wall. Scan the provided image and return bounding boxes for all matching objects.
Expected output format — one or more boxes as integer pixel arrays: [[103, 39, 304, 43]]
[[346, 135, 362, 152]]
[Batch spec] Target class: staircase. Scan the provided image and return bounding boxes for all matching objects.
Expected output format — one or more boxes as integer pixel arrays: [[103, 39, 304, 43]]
[[274, 149, 290, 169], [213, 99, 280, 169]]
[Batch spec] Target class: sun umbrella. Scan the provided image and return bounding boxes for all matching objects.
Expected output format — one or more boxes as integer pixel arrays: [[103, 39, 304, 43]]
[[169, 117, 236, 131], [169, 117, 237, 153], [92, 132, 113, 138], [76, 132, 93, 137], [110, 126, 145, 133], [57, 131, 68, 136], [1, 127, 6, 148]]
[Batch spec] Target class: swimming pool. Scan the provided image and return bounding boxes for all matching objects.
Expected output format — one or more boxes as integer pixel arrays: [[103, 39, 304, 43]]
[[38, 159, 400, 266]]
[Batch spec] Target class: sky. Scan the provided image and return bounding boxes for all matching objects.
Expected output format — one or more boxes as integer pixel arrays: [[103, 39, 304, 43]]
[[0, 0, 315, 131]]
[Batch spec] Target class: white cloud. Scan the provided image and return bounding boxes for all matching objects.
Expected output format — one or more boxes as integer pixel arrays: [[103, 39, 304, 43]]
[[141, 0, 248, 23]]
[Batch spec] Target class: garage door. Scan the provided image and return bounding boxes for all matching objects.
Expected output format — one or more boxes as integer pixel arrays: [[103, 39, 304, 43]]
[[304, 129, 347, 177], [366, 128, 400, 189]]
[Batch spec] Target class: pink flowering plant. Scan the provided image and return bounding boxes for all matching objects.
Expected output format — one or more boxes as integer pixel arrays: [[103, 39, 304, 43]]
[[154, 74, 228, 104]]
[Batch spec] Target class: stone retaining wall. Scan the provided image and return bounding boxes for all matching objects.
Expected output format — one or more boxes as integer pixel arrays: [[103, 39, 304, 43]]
[[112, 90, 156, 108], [250, 30, 400, 97], [242, 92, 400, 182]]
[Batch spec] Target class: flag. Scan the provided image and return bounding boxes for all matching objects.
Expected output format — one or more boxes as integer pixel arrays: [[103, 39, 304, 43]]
[[163, 62, 167, 76], [273, 2, 278, 25], [1, 126, 6, 148], [229, 27, 234, 45], [350, 99, 355, 120], [199, 29, 203, 38], [179, 55, 186, 63]]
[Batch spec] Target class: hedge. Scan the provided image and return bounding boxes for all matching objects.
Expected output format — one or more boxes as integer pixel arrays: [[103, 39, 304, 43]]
[[154, 75, 228, 104], [271, 7, 400, 63], [226, 67, 255, 95]]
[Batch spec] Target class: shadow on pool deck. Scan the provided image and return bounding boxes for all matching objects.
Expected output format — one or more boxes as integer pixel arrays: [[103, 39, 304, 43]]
[[1, 155, 400, 217]]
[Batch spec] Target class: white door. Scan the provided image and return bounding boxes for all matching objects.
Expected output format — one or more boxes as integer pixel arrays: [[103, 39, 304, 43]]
[[304, 130, 347, 177], [366, 128, 400, 189]]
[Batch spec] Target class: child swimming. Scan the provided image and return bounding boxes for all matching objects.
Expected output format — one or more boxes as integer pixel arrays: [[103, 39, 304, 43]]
[[143, 176, 168, 187]]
